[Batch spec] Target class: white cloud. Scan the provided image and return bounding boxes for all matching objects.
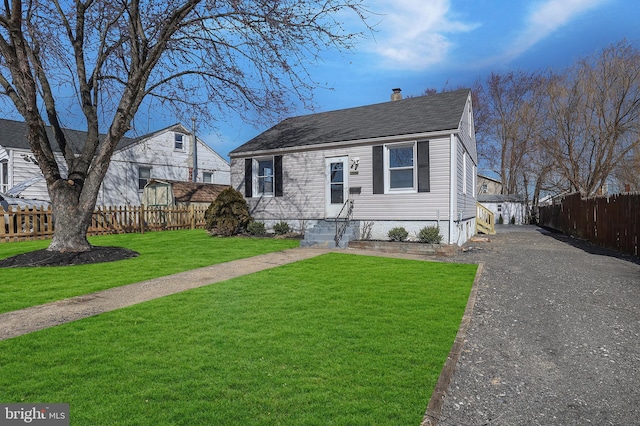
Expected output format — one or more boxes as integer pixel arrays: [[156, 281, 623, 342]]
[[498, 0, 609, 63], [368, 0, 478, 71]]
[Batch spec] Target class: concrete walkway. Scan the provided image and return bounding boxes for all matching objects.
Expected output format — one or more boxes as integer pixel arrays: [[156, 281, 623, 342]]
[[0, 247, 332, 341]]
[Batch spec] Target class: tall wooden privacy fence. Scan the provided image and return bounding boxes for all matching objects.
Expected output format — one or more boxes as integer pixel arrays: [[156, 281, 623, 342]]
[[0, 204, 209, 243], [539, 192, 639, 258]]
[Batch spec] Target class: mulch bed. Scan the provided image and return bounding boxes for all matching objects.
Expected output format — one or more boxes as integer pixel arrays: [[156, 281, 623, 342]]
[[0, 246, 139, 268]]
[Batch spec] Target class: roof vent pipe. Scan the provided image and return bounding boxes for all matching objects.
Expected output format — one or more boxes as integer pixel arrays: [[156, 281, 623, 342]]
[[391, 88, 402, 101]]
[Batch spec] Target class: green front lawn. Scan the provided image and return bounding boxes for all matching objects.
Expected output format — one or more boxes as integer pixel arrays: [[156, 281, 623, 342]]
[[0, 230, 299, 314], [0, 253, 477, 425]]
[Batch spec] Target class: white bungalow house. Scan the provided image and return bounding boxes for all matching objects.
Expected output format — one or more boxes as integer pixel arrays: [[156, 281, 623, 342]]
[[229, 88, 478, 247], [0, 118, 230, 206]]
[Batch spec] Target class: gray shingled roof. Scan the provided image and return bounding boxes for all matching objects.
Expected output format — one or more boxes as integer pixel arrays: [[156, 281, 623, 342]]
[[230, 88, 470, 155], [0, 118, 139, 153]]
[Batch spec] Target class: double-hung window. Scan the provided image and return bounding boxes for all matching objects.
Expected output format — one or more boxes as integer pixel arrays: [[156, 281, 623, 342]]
[[244, 156, 283, 198], [138, 166, 151, 190], [257, 158, 274, 196], [386, 143, 416, 192], [373, 141, 429, 194], [174, 133, 184, 150]]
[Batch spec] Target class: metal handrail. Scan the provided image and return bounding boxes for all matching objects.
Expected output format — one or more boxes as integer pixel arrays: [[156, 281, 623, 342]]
[[334, 198, 354, 246]]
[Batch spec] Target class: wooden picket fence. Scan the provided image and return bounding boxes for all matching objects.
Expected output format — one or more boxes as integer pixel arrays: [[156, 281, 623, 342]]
[[0, 204, 209, 243], [539, 192, 639, 258]]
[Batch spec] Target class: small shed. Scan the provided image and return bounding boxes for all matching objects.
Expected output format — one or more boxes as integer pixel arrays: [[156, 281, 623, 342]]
[[143, 179, 228, 208], [477, 194, 528, 225]]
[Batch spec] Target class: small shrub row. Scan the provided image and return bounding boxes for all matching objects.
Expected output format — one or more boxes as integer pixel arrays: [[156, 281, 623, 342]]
[[387, 226, 443, 244]]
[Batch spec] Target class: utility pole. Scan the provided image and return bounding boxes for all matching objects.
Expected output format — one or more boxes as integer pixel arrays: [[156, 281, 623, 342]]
[[191, 116, 198, 183]]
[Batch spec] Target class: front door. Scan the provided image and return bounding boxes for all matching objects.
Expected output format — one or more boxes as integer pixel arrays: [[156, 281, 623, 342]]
[[325, 156, 348, 218]]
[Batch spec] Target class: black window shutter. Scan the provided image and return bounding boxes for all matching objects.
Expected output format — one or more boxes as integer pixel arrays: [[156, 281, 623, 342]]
[[373, 145, 384, 194], [417, 141, 430, 192], [274, 155, 283, 197], [244, 158, 252, 198]]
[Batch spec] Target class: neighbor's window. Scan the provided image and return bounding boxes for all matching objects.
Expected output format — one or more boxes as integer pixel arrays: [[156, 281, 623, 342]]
[[0, 159, 7, 193], [174, 133, 184, 150], [203, 172, 213, 183], [257, 158, 274, 196], [138, 166, 151, 190], [387, 143, 415, 191]]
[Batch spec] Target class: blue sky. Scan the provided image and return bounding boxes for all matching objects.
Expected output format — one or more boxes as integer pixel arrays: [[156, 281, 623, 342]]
[[1, 0, 637, 161], [191, 0, 639, 160]]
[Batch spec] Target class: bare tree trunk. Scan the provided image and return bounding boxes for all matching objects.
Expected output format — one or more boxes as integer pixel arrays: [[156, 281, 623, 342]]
[[48, 206, 93, 252], [47, 180, 96, 252]]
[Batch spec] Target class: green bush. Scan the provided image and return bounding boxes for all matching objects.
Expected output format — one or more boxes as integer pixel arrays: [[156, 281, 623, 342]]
[[388, 227, 408, 242], [247, 221, 266, 236], [510, 215, 516, 225], [498, 214, 504, 224], [418, 226, 442, 244], [205, 187, 252, 236], [273, 221, 291, 235]]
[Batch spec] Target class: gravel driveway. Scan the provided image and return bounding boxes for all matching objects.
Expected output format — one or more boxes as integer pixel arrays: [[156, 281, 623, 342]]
[[433, 225, 640, 425]]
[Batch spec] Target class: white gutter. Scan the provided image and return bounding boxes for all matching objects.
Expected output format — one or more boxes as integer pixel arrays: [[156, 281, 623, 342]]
[[449, 133, 457, 244]]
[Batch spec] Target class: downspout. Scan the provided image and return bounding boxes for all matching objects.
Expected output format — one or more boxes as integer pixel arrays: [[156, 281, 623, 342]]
[[449, 134, 456, 244], [191, 117, 198, 183]]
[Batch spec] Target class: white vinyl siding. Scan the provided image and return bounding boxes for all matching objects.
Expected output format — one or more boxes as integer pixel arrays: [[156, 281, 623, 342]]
[[456, 138, 476, 220], [7, 148, 61, 201], [359, 137, 450, 221], [233, 151, 325, 220], [232, 136, 453, 222]]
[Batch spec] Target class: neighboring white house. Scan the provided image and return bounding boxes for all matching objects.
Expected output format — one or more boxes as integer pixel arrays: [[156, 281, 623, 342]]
[[229, 88, 478, 246], [0, 119, 230, 206]]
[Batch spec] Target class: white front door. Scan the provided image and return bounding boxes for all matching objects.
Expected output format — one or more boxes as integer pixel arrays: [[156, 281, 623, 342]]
[[325, 156, 348, 218]]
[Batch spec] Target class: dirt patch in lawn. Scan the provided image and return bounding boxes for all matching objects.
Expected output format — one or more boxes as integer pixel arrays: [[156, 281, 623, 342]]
[[0, 246, 139, 268]]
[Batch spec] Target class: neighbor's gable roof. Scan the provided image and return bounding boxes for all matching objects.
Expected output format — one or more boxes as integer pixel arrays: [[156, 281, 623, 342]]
[[230, 89, 471, 155], [0, 118, 138, 153]]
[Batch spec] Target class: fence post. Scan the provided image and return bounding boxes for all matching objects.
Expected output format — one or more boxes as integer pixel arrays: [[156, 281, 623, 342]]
[[190, 204, 196, 229], [140, 204, 145, 235]]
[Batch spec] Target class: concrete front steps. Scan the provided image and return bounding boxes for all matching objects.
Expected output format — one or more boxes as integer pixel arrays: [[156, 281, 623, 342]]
[[301, 219, 360, 249]]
